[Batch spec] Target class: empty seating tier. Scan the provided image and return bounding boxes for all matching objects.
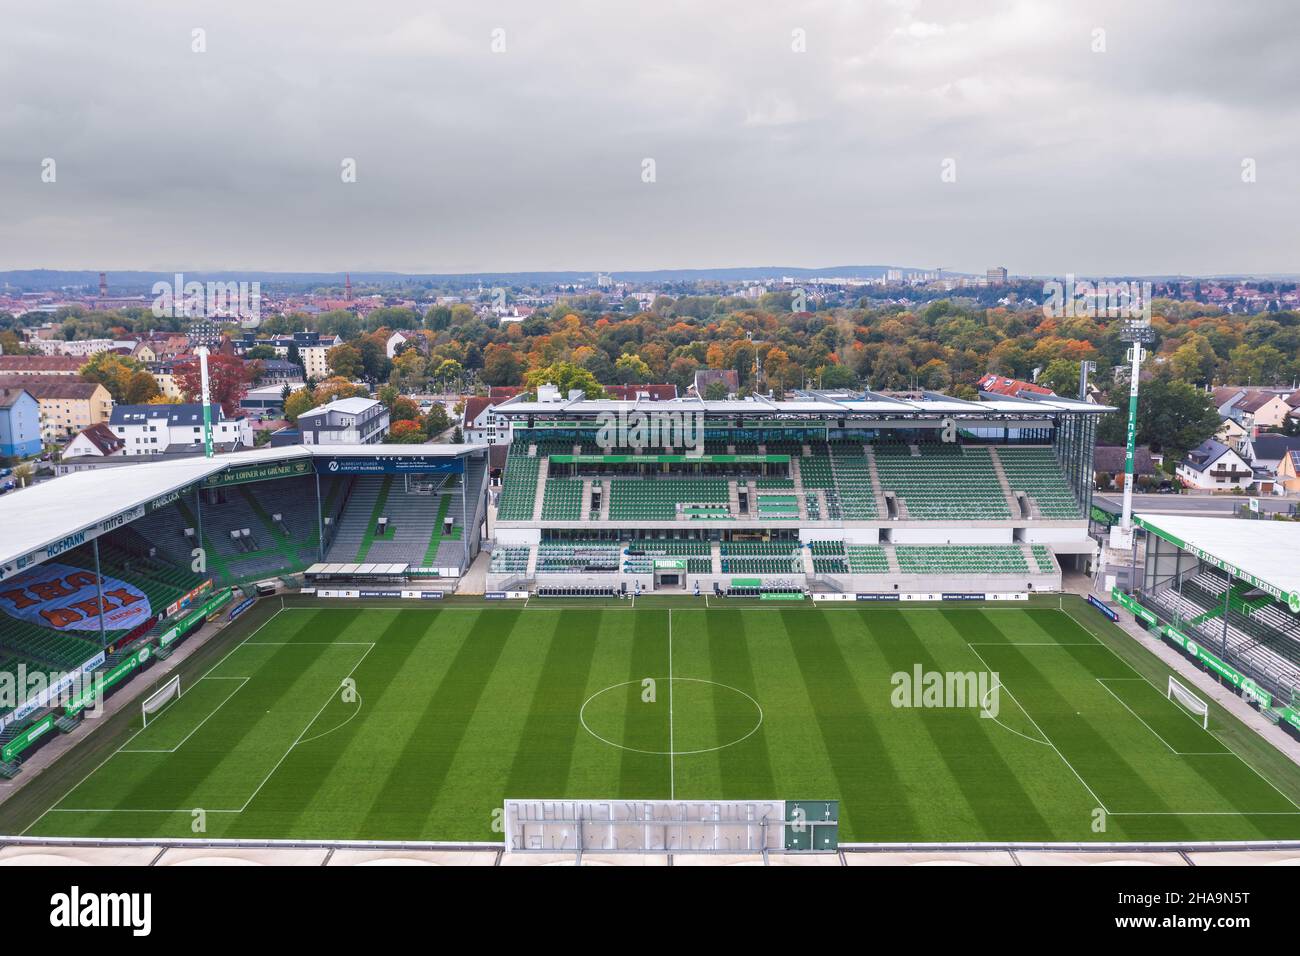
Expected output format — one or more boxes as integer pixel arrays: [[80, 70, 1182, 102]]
[[720, 540, 800, 575], [874, 444, 1011, 520], [996, 447, 1083, 518], [498, 444, 540, 521], [608, 479, 729, 521], [489, 547, 530, 574], [541, 478, 583, 521], [536, 541, 621, 573], [894, 545, 1028, 575], [623, 540, 712, 574], [846, 545, 889, 573], [1031, 545, 1056, 573]]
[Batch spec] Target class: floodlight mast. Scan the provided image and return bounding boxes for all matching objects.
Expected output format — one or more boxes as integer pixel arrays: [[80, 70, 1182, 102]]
[[1108, 317, 1154, 550], [195, 344, 214, 458]]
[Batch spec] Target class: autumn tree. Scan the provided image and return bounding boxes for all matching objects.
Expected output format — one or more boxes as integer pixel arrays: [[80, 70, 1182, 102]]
[[175, 354, 254, 416]]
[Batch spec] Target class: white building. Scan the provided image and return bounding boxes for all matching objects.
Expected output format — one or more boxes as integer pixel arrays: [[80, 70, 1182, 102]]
[[108, 403, 253, 456], [1176, 439, 1255, 491], [295, 397, 389, 445]]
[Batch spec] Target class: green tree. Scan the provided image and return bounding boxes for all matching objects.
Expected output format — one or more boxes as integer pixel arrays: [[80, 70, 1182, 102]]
[[1097, 376, 1219, 459], [523, 361, 606, 398]]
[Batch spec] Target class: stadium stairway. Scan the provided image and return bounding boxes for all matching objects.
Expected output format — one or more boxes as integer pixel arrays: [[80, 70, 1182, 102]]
[[364, 478, 443, 565], [531, 457, 549, 522], [988, 452, 1024, 518], [324, 476, 387, 562]]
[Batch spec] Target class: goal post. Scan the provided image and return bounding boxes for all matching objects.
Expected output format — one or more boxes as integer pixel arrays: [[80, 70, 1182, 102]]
[[1167, 676, 1209, 730], [142, 676, 181, 727]]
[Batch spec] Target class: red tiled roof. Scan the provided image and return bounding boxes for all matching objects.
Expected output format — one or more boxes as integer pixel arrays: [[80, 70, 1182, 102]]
[[75, 422, 124, 455], [0, 355, 83, 373], [976, 374, 1055, 397], [462, 396, 493, 424]]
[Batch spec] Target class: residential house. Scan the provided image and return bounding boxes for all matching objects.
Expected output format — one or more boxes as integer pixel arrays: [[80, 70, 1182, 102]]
[[0, 355, 83, 377], [1246, 434, 1300, 478], [1092, 445, 1157, 490], [0, 387, 41, 458], [63, 421, 126, 460], [1274, 450, 1300, 495], [295, 397, 389, 445], [691, 369, 741, 399], [976, 374, 1057, 399], [108, 403, 253, 456], [1214, 416, 1251, 453], [1176, 439, 1254, 490], [462, 395, 517, 447], [0, 377, 113, 442]]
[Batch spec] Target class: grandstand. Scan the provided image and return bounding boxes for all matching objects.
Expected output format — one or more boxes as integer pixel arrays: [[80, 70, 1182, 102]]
[[486, 389, 1107, 596], [0, 442, 487, 773], [1125, 513, 1300, 713]]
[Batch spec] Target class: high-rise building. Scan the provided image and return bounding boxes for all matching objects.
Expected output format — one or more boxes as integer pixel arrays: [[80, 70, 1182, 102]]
[[987, 266, 1009, 285]]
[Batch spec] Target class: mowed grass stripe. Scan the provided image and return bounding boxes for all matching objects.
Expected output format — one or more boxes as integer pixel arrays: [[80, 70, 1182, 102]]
[[1048, 640, 1295, 820], [867, 609, 1057, 840], [953, 610, 1195, 838], [60, 609, 358, 815], [704, 609, 775, 797], [617, 610, 670, 798], [233, 609, 437, 833], [782, 609, 921, 840], [503, 610, 603, 799], [358, 608, 522, 837], [819, 611, 974, 839]]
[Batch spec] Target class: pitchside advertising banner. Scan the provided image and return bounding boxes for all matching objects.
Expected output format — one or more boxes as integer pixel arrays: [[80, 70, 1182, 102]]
[[315, 456, 465, 476], [1087, 594, 1119, 621], [0, 562, 152, 633]]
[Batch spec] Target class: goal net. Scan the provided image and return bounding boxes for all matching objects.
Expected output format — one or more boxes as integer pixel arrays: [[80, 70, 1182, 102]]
[[1167, 676, 1208, 730], [142, 676, 181, 727]]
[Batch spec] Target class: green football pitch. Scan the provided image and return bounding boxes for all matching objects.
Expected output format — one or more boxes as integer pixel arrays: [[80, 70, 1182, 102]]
[[13, 598, 1300, 843]]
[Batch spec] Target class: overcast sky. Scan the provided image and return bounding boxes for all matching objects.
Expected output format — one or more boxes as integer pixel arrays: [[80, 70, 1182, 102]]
[[1, 0, 1296, 276]]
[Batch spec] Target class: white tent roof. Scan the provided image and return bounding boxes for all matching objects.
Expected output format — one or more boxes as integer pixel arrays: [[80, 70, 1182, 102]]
[[0, 443, 485, 578], [1135, 512, 1300, 605]]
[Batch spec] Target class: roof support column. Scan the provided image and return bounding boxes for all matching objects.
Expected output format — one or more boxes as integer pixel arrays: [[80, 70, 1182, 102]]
[[92, 536, 107, 647], [315, 470, 325, 562]]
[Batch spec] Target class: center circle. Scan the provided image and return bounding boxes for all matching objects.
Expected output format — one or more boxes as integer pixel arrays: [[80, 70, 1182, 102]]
[[579, 678, 763, 756]]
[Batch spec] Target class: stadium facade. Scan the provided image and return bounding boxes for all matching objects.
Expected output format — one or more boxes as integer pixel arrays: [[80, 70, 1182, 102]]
[[1113, 513, 1300, 718], [486, 389, 1111, 598], [0, 443, 487, 765]]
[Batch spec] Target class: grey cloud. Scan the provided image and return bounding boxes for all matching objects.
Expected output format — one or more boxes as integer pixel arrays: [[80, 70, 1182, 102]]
[[0, 0, 1296, 275]]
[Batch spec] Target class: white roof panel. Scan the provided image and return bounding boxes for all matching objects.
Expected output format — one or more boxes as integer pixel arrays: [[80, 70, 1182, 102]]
[[0, 442, 487, 575], [1135, 513, 1300, 603]]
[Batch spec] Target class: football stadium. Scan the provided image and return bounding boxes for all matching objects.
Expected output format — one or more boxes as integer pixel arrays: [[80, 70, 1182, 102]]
[[1, 393, 1300, 862]]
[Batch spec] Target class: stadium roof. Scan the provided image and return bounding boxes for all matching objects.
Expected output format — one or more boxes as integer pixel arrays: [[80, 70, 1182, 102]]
[[1134, 513, 1300, 608], [496, 389, 1113, 419], [0, 442, 486, 581]]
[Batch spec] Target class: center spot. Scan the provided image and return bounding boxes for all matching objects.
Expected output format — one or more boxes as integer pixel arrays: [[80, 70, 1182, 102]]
[[580, 678, 763, 756]]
